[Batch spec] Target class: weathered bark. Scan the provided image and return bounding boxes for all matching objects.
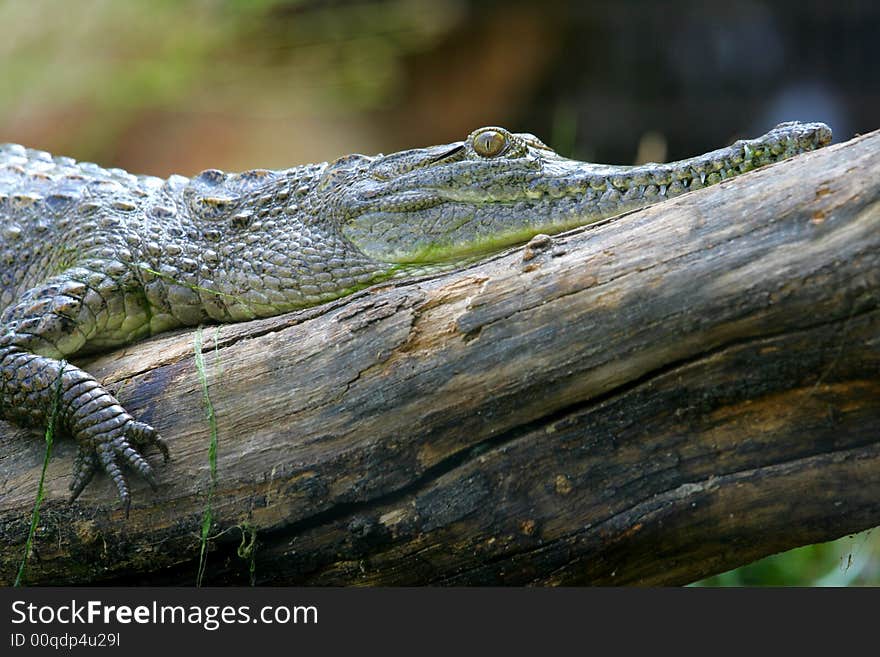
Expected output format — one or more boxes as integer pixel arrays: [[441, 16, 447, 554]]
[[1, 130, 878, 586]]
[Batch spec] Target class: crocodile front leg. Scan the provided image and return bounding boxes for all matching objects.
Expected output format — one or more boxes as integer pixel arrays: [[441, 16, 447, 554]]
[[0, 265, 168, 514]]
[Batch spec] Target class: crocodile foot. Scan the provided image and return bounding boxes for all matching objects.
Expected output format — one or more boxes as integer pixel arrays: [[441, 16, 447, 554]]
[[68, 415, 169, 517]]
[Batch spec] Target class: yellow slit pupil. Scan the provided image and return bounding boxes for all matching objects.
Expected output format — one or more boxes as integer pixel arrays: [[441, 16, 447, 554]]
[[474, 130, 506, 157]]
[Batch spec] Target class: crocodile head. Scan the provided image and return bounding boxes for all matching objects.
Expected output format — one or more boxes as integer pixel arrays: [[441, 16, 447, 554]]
[[322, 122, 831, 265]]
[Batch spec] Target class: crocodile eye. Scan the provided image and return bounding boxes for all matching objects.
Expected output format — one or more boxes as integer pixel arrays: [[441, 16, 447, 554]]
[[472, 129, 508, 158]]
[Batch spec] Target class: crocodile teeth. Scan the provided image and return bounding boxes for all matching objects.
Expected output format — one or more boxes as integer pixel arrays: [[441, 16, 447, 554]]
[[700, 172, 707, 185], [659, 184, 667, 197]]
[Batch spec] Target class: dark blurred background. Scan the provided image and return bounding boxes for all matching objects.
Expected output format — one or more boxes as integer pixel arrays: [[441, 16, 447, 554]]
[[1, 0, 876, 584], [1, 0, 876, 175]]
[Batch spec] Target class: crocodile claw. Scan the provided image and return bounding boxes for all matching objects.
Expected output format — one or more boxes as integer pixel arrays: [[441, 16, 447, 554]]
[[68, 416, 167, 516], [69, 448, 98, 502]]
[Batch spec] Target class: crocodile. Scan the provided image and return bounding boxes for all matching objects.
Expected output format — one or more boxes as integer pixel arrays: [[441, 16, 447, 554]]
[[0, 121, 832, 512]]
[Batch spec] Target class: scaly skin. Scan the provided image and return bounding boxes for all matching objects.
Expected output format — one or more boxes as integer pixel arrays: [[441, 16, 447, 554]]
[[0, 121, 832, 512]]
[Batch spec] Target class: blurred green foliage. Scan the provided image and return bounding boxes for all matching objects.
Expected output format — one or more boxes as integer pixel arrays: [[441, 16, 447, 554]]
[[0, 0, 456, 112], [0, 0, 460, 161], [693, 527, 879, 586]]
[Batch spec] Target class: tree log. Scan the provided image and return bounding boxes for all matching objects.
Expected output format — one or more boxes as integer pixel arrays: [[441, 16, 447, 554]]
[[1, 130, 878, 586]]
